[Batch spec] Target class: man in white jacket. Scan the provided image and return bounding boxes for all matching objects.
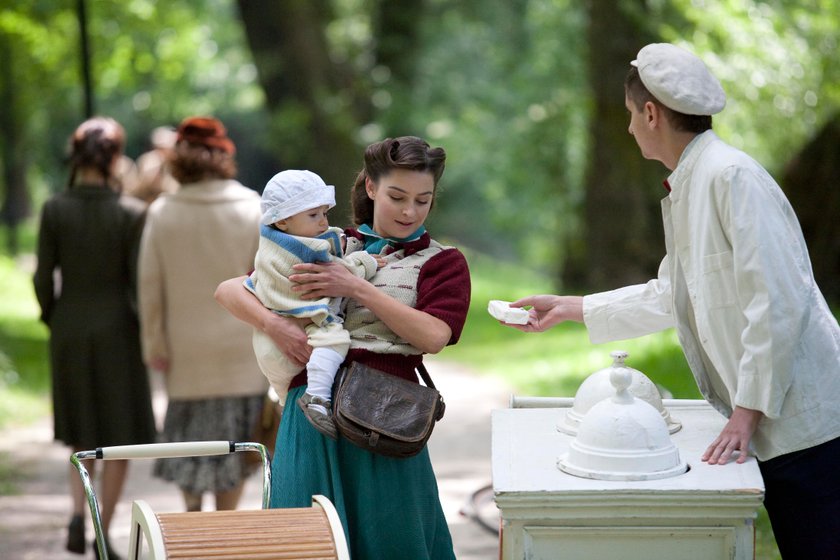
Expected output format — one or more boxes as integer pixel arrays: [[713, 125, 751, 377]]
[[504, 43, 840, 558]]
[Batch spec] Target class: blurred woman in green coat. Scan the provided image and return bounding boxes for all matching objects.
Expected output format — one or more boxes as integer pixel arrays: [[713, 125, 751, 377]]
[[33, 116, 156, 558]]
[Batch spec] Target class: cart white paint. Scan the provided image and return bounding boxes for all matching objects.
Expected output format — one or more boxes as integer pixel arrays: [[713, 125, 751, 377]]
[[492, 397, 765, 559]]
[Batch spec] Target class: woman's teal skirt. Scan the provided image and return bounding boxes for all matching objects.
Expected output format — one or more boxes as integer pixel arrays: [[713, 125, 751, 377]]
[[270, 386, 455, 560]]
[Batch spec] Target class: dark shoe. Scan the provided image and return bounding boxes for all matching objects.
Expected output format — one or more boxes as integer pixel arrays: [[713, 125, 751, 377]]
[[93, 538, 123, 560], [66, 514, 85, 554], [297, 393, 338, 440]]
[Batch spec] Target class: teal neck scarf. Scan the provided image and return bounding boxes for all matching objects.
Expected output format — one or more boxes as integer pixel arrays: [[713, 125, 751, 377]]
[[357, 223, 426, 254]]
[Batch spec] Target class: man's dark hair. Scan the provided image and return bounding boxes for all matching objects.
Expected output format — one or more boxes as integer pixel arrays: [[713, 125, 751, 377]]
[[624, 66, 712, 133]]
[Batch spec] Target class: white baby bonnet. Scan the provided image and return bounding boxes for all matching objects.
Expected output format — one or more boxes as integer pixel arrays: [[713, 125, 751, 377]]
[[260, 169, 336, 225]]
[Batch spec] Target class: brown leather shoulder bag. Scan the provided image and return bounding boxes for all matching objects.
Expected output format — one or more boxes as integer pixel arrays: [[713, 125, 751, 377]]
[[332, 361, 445, 458]]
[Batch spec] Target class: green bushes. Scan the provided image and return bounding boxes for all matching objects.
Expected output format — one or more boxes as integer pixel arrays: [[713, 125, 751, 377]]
[[0, 253, 51, 427]]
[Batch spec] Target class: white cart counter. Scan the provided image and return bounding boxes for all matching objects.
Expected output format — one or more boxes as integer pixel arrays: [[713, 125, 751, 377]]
[[492, 399, 764, 560]]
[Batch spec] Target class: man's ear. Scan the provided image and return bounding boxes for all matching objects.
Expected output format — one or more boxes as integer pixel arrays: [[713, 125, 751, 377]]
[[643, 101, 658, 127]]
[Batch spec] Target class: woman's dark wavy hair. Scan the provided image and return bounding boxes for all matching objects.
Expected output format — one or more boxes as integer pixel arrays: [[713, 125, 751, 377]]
[[67, 116, 125, 190], [350, 136, 446, 226], [624, 66, 712, 133], [169, 142, 238, 184]]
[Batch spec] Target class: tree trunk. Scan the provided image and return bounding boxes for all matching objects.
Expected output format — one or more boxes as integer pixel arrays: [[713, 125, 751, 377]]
[[781, 113, 840, 305], [235, 0, 366, 223], [76, 0, 95, 118], [0, 31, 31, 255], [563, 0, 664, 292]]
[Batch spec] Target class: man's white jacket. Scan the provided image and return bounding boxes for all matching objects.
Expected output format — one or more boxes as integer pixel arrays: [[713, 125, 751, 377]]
[[583, 131, 840, 461]]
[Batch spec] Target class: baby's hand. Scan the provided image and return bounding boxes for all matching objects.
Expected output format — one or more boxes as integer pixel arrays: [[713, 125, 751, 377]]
[[374, 255, 388, 269]]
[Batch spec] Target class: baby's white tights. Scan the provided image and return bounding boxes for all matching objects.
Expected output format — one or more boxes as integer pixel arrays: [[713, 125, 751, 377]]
[[305, 347, 345, 414]]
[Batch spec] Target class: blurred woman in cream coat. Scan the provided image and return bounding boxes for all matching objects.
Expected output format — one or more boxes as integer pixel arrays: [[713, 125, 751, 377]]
[[138, 116, 267, 512]]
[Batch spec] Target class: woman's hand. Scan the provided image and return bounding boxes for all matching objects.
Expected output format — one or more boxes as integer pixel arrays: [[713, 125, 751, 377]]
[[504, 295, 584, 332], [289, 262, 364, 299], [701, 406, 763, 465], [214, 275, 311, 366], [263, 315, 312, 366], [290, 261, 452, 353]]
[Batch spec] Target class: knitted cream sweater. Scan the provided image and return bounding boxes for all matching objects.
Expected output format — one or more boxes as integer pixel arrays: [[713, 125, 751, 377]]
[[343, 237, 451, 355], [246, 225, 377, 326]]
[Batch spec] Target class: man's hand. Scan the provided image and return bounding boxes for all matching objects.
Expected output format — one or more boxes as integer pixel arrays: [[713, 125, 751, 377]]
[[503, 295, 584, 332], [702, 406, 763, 465]]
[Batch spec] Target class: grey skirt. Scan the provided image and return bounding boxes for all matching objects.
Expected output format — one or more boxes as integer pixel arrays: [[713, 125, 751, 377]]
[[153, 394, 264, 494]]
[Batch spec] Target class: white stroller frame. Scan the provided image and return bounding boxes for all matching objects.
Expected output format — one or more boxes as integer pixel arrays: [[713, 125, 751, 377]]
[[70, 441, 349, 560]]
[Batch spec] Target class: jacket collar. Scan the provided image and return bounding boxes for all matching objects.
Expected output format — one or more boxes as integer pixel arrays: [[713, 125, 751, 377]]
[[70, 184, 118, 197], [171, 179, 250, 203], [666, 130, 719, 201], [345, 227, 431, 257]]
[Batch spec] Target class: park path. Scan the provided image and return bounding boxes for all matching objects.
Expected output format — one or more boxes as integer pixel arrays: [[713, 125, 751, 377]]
[[0, 358, 509, 559]]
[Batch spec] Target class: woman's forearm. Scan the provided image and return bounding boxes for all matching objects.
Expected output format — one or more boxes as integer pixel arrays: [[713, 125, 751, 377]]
[[214, 276, 271, 330], [351, 279, 452, 354], [214, 276, 312, 365]]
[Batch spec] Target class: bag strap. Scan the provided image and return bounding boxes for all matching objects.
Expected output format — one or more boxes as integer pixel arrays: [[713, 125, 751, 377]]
[[417, 362, 436, 390]]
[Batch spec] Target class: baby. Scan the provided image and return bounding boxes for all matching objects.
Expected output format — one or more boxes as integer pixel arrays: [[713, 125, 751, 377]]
[[245, 170, 383, 439]]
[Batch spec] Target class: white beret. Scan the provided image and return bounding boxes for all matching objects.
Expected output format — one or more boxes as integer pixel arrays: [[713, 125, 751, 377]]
[[260, 170, 336, 225], [631, 43, 726, 116]]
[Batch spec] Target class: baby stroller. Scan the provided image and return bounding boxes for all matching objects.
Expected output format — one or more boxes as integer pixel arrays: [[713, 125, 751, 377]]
[[71, 441, 350, 559]]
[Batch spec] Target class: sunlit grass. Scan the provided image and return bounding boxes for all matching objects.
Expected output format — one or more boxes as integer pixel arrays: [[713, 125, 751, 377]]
[[0, 253, 51, 428]]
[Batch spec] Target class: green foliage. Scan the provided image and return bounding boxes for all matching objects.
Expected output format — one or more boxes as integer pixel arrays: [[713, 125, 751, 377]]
[[353, 0, 840, 279], [0, 0, 271, 197], [0, 221, 37, 256], [0, 254, 51, 428], [3, 0, 840, 278], [652, 0, 840, 172], [401, 0, 590, 271]]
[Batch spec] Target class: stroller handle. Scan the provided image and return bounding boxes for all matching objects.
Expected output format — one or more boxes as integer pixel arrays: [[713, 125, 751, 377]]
[[71, 441, 271, 559], [84, 440, 236, 460]]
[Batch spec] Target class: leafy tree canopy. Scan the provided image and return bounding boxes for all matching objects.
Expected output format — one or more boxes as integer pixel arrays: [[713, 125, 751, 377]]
[[1, 0, 837, 275]]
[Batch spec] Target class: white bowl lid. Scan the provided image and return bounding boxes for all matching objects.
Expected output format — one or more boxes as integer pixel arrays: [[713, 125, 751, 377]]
[[557, 351, 681, 435], [557, 357, 687, 481]]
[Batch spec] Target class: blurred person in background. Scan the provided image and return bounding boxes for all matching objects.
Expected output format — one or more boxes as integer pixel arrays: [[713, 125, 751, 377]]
[[33, 116, 157, 559], [137, 116, 267, 512], [125, 125, 179, 204]]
